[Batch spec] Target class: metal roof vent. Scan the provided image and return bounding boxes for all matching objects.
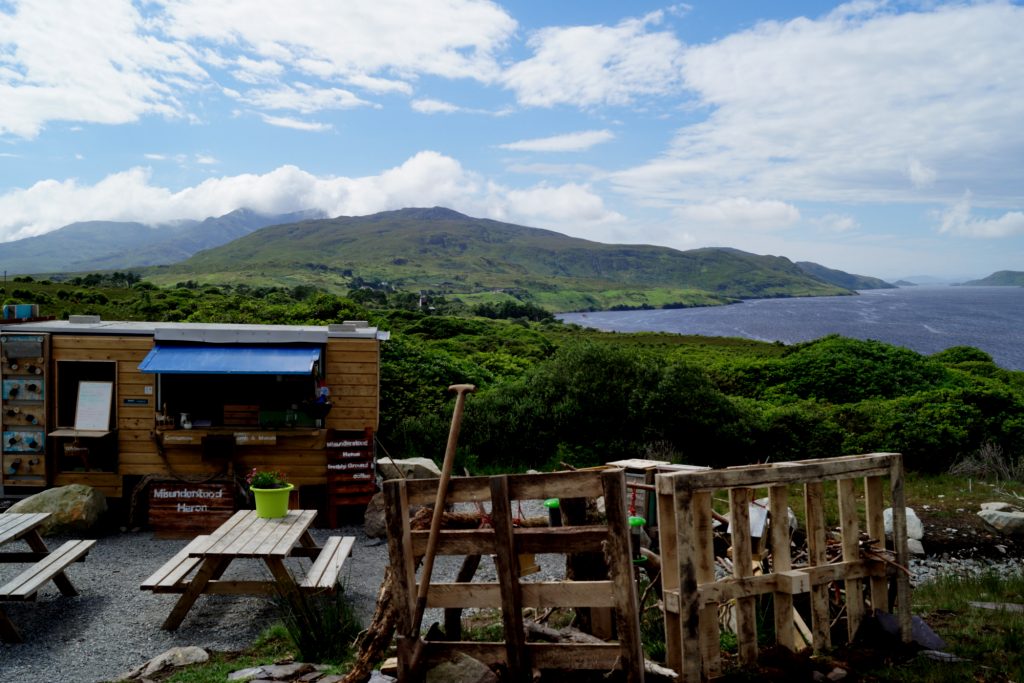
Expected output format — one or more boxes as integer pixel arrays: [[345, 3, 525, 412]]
[[69, 315, 101, 324]]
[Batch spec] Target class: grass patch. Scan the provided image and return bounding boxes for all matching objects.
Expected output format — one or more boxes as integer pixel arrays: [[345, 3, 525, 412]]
[[159, 625, 294, 683]]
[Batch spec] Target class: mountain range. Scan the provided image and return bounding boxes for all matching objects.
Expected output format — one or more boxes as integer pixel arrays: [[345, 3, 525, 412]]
[[2, 206, 909, 311], [0, 208, 325, 275]]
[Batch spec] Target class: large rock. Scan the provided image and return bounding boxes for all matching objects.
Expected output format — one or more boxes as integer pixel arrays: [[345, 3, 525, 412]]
[[120, 646, 209, 680], [364, 491, 387, 538], [6, 484, 107, 535], [981, 501, 1020, 513], [884, 507, 924, 541], [377, 457, 441, 481], [426, 653, 498, 683], [978, 509, 1024, 537]]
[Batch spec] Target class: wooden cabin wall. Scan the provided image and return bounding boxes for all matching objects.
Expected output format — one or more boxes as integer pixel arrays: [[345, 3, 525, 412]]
[[48, 334, 382, 497], [324, 338, 380, 432], [50, 334, 156, 497]]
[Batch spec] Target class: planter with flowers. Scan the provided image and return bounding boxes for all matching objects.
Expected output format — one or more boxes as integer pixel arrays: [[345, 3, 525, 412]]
[[247, 467, 293, 518]]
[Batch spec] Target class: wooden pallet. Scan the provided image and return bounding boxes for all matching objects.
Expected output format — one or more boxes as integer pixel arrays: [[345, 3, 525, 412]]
[[384, 468, 645, 682], [656, 452, 913, 682]]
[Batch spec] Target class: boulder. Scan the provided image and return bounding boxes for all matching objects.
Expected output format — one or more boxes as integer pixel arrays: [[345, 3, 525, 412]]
[[884, 507, 924, 541], [981, 501, 1019, 512], [377, 457, 441, 481], [426, 653, 498, 683], [907, 538, 926, 556], [364, 492, 387, 538], [6, 484, 107, 535], [120, 646, 209, 680], [978, 509, 1024, 537]]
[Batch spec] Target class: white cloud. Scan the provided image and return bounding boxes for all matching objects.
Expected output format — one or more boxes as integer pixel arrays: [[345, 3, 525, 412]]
[[0, 0, 206, 138], [232, 56, 285, 84], [907, 158, 937, 189], [411, 99, 462, 114], [242, 84, 372, 113], [614, 3, 1024, 209], [259, 115, 333, 132], [144, 153, 167, 161], [498, 183, 623, 225], [499, 129, 614, 152], [813, 213, 859, 234], [674, 198, 800, 231], [159, 0, 517, 86], [0, 153, 629, 244], [939, 193, 1024, 238], [195, 154, 218, 165], [504, 10, 685, 107]]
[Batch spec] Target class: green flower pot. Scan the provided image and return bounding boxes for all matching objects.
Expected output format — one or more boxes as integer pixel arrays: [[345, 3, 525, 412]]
[[251, 483, 294, 518]]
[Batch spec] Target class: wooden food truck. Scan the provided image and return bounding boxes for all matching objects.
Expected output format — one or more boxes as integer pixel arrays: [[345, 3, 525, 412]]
[[0, 314, 388, 530]]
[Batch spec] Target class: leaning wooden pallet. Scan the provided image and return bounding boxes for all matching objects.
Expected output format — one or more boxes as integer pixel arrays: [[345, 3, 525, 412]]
[[384, 467, 645, 682]]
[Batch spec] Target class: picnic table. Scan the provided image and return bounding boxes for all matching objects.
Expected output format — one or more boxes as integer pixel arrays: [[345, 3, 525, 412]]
[[141, 509, 354, 630], [0, 512, 96, 642]]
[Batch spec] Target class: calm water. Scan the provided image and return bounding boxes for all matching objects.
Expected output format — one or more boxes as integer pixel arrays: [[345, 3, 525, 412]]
[[558, 286, 1024, 371]]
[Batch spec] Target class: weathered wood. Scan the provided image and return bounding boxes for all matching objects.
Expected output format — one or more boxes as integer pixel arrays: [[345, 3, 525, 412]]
[[693, 490, 720, 678], [837, 478, 865, 640], [659, 453, 899, 494], [864, 475, 889, 613], [383, 479, 416, 637], [889, 455, 913, 644], [490, 475, 531, 680], [300, 535, 354, 590], [409, 526, 610, 556], [674, 486, 702, 682], [804, 481, 831, 652], [140, 536, 210, 591], [729, 487, 758, 665], [769, 485, 797, 651], [403, 469, 606, 506], [0, 540, 95, 600], [600, 467, 645, 683], [341, 565, 400, 683], [656, 472, 682, 675]]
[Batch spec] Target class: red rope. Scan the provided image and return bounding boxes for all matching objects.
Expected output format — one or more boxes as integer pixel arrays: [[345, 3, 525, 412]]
[[629, 485, 637, 517]]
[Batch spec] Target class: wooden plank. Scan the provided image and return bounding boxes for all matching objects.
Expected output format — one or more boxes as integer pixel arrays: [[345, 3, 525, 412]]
[[384, 479, 417, 635], [409, 527, 609, 556], [600, 468, 644, 683], [660, 453, 898, 493], [424, 581, 617, 609], [769, 485, 797, 652], [325, 373, 378, 386], [675, 487, 701, 683], [140, 536, 210, 590], [804, 481, 831, 652], [489, 475, 530, 680], [656, 475, 682, 675], [403, 470, 605, 506], [889, 455, 913, 644], [729, 487, 758, 665], [0, 540, 95, 600], [301, 536, 354, 589], [52, 336, 153, 351], [412, 641, 625, 670], [864, 475, 889, 613], [838, 478, 865, 641], [693, 490, 720, 678]]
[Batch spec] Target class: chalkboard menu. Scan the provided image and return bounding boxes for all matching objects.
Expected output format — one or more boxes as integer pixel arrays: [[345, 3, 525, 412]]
[[325, 428, 376, 527]]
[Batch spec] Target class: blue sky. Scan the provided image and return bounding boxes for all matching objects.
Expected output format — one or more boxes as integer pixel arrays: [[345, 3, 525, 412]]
[[1, 0, 1022, 280]]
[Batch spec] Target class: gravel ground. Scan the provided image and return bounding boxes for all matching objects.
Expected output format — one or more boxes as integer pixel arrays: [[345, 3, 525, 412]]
[[0, 524, 393, 683]]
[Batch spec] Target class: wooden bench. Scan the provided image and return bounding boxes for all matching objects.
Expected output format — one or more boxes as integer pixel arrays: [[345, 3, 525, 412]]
[[0, 539, 97, 643], [140, 535, 209, 594], [300, 536, 354, 591]]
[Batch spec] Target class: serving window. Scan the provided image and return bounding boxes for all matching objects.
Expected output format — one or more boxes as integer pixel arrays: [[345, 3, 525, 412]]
[[138, 343, 328, 429]]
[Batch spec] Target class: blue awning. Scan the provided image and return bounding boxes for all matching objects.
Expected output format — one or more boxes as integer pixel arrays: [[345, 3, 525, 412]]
[[138, 345, 321, 375]]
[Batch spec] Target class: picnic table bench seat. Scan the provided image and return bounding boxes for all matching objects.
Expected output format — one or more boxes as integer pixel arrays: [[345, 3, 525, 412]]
[[140, 535, 210, 593], [0, 539, 96, 601], [300, 535, 354, 591]]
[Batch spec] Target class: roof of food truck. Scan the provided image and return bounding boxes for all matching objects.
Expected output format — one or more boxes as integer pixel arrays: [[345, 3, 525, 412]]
[[0, 316, 389, 342]]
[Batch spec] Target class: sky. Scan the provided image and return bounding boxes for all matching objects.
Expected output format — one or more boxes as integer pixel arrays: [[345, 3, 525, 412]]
[[1, 1, 1022, 281]]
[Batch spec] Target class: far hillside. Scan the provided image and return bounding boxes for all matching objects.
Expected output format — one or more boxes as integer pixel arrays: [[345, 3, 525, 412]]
[[144, 207, 852, 311], [962, 270, 1024, 286]]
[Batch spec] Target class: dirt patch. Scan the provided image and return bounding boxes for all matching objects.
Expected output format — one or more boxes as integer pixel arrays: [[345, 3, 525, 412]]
[[917, 507, 1021, 558]]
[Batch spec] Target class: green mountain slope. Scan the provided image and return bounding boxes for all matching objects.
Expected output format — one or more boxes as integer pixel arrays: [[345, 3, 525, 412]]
[[146, 207, 853, 310], [962, 270, 1024, 286], [796, 261, 896, 290]]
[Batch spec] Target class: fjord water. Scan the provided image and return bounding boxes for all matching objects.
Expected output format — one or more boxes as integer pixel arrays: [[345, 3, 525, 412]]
[[558, 286, 1024, 371]]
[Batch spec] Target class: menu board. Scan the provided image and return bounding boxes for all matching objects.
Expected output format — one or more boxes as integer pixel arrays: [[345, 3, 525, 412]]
[[74, 381, 113, 431]]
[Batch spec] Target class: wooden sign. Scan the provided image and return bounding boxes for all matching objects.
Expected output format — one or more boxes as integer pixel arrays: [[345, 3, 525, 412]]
[[149, 481, 235, 538]]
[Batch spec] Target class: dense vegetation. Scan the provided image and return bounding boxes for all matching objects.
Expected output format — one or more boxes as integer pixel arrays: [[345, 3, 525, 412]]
[[5, 276, 1023, 475]]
